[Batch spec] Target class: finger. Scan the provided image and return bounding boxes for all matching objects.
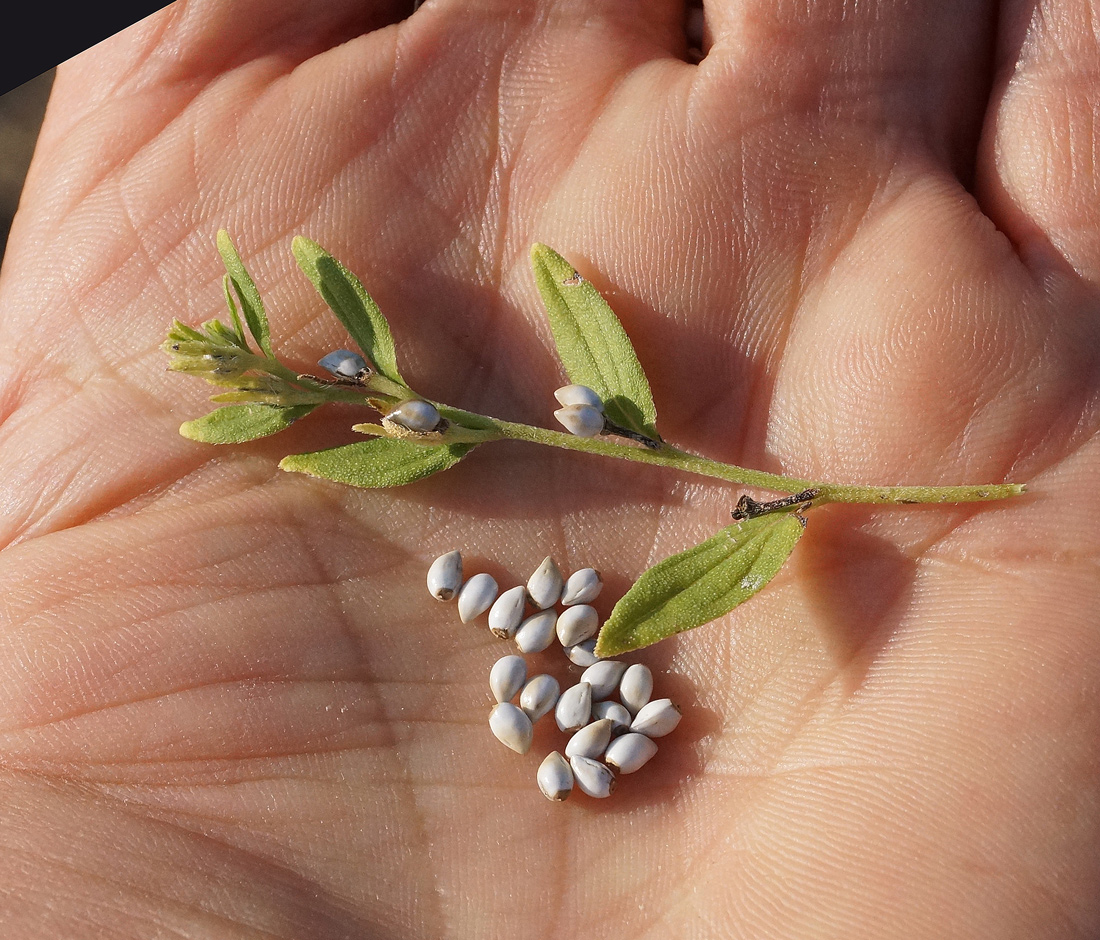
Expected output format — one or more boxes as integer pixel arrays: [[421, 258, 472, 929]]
[[978, 0, 1100, 284], [701, 0, 998, 174]]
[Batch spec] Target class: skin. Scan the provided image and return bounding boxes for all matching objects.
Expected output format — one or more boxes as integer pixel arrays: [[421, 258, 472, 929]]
[[0, 0, 1098, 936]]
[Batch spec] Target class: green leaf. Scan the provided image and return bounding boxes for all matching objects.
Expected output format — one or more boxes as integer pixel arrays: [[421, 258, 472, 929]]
[[222, 274, 248, 347], [180, 403, 317, 443], [217, 230, 274, 358], [291, 236, 405, 387], [279, 438, 474, 487], [530, 243, 658, 440], [595, 513, 805, 656]]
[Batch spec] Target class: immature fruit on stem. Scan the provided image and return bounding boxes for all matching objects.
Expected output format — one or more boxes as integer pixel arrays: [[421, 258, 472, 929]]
[[318, 349, 370, 379], [553, 403, 604, 438], [489, 703, 534, 754], [426, 550, 463, 601], [384, 399, 443, 433], [456, 573, 498, 623], [553, 384, 604, 411], [537, 751, 574, 802]]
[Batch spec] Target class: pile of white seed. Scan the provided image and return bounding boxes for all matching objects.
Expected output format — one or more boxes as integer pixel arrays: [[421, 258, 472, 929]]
[[427, 549, 682, 801]]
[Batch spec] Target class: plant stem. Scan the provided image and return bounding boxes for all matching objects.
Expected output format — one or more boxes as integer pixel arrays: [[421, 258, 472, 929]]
[[434, 409, 1026, 506]]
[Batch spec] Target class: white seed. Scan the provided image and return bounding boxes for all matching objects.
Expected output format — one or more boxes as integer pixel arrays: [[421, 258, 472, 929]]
[[580, 660, 629, 700], [489, 703, 534, 754], [487, 585, 527, 639], [426, 550, 463, 601], [592, 700, 632, 734], [385, 398, 442, 433], [554, 403, 604, 438], [456, 573, 498, 623], [569, 755, 616, 798], [555, 681, 593, 732], [526, 556, 563, 609], [630, 698, 682, 738], [520, 674, 560, 723], [555, 604, 599, 647], [604, 732, 658, 774], [489, 655, 527, 704], [537, 751, 574, 801], [618, 663, 654, 715], [514, 608, 557, 653], [554, 384, 604, 411], [561, 567, 603, 605], [565, 718, 613, 760], [319, 349, 369, 378], [565, 638, 601, 667]]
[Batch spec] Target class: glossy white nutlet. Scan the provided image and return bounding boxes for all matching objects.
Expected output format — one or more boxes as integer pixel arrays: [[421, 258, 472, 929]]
[[456, 573, 498, 623], [630, 698, 682, 738], [565, 718, 613, 760], [555, 604, 599, 647], [554, 403, 604, 438], [569, 755, 616, 798], [385, 399, 442, 433], [514, 609, 557, 654], [526, 556, 564, 609], [565, 638, 601, 667], [592, 700, 632, 734], [489, 703, 534, 755], [520, 674, 560, 723], [489, 655, 527, 704], [426, 550, 463, 601], [319, 349, 369, 378], [618, 663, 654, 715], [553, 384, 604, 411], [580, 660, 629, 701], [487, 585, 527, 639], [561, 567, 603, 605], [537, 751, 573, 802], [555, 681, 593, 733], [604, 732, 658, 774]]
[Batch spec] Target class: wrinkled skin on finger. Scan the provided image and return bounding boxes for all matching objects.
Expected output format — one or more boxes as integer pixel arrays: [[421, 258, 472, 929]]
[[0, 1, 1098, 937]]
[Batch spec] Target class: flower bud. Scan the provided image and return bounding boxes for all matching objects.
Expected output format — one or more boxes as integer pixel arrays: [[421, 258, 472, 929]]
[[554, 403, 604, 438]]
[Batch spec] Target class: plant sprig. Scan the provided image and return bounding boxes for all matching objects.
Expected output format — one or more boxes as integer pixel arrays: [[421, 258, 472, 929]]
[[162, 232, 1027, 656]]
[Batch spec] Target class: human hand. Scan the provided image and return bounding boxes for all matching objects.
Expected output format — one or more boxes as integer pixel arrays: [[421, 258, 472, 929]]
[[0, 0, 1096, 935]]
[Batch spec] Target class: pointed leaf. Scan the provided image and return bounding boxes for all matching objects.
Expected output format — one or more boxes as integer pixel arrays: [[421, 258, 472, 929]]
[[222, 274, 248, 348], [292, 237, 405, 386], [180, 404, 317, 444], [279, 438, 474, 487], [216, 230, 274, 358], [530, 243, 658, 439], [595, 513, 805, 656]]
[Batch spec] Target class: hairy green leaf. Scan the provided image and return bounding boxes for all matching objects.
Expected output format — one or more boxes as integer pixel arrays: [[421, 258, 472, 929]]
[[180, 403, 317, 444], [216, 230, 274, 358], [292, 237, 405, 387], [222, 274, 248, 347], [530, 243, 658, 440], [279, 438, 474, 487], [595, 513, 805, 656]]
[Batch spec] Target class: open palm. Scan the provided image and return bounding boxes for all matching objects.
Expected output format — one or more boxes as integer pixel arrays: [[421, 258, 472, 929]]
[[1, 0, 1097, 936]]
